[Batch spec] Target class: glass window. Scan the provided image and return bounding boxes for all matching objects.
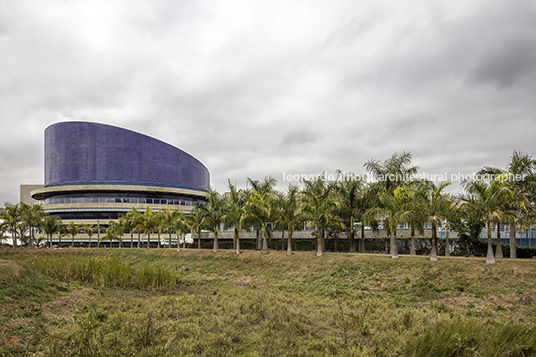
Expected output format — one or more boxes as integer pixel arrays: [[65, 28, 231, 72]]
[[146, 199, 153, 204]]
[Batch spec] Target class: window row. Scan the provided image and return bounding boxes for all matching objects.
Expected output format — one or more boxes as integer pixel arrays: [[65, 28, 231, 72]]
[[43, 197, 201, 206]]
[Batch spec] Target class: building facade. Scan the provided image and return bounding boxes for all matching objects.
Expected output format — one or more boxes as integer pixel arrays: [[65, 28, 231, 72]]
[[31, 122, 209, 233]]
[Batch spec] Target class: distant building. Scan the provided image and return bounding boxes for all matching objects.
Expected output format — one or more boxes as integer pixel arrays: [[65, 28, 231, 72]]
[[30, 122, 209, 232]]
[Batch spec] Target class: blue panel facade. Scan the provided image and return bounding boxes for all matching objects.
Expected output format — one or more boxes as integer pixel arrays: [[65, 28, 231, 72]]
[[45, 122, 210, 191]]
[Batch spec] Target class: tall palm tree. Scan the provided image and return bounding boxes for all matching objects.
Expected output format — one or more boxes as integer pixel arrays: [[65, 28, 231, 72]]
[[119, 212, 135, 248], [275, 184, 302, 256], [66, 221, 80, 248], [242, 189, 273, 255], [1, 203, 21, 248], [21, 203, 45, 249], [334, 171, 363, 253], [365, 185, 413, 259], [191, 205, 206, 249], [84, 224, 95, 248], [364, 151, 419, 192], [247, 176, 277, 249], [504, 150, 536, 259], [302, 176, 340, 256], [143, 207, 159, 248], [223, 180, 246, 254], [463, 179, 508, 264], [127, 208, 145, 248], [100, 221, 124, 248], [160, 207, 179, 249], [417, 181, 452, 261], [198, 188, 226, 253], [41, 216, 62, 248]]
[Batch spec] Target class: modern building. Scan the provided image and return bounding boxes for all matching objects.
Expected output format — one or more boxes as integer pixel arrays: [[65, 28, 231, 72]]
[[30, 122, 209, 234]]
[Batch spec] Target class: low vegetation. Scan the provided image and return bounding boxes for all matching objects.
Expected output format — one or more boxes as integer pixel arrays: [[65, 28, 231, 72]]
[[1, 248, 536, 356]]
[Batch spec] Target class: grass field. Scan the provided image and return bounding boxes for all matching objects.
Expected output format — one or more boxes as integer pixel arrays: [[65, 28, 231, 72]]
[[1, 249, 536, 356]]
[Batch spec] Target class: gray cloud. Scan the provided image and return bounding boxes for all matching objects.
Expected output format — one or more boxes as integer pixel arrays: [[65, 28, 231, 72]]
[[1, 0, 536, 203]]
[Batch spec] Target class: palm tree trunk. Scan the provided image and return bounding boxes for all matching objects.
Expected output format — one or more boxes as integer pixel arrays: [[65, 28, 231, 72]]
[[316, 233, 322, 256], [137, 232, 141, 248], [183, 234, 186, 249], [495, 223, 503, 258], [486, 222, 496, 264], [146, 232, 150, 248], [72, 236, 74, 248], [287, 227, 293, 256], [430, 222, 438, 261], [410, 225, 416, 255], [213, 230, 219, 252], [391, 230, 399, 259], [321, 228, 326, 252], [349, 229, 356, 253], [235, 228, 241, 254], [510, 222, 516, 259], [131, 233, 134, 249], [261, 226, 269, 255], [445, 222, 450, 257], [197, 231, 202, 249], [169, 233, 172, 249], [256, 228, 261, 250], [157, 232, 161, 249], [361, 224, 366, 253]]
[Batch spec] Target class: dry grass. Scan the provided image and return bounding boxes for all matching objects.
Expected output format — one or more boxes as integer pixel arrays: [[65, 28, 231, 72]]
[[1, 249, 536, 356]]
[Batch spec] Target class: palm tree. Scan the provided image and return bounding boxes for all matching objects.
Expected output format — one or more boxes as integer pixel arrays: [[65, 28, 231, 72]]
[[175, 210, 192, 251], [247, 176, 277, 249], [20, 203, 44, 249], [302, 176, 340, 256], [100, 221, 124, 248], [197, 188, 225, 253], [275, 184, 302, 256], [160, 207, 179, 249], [463, 179, 508, 264], [119, 212, 135, 248], [84, 224, 95, 248], [417, 181, 452, 261], [1, 203, 21, 248], [191, 205, 206, 249], [504, 150, 536, 259], [242, 189, 273, 255], [223, 180, 247, 254], [442, 200, 462, 257], [58, 225, 68, 247], [365, 185, 413, 259], [334, 171, 363, 253], [0, 223, 7, 246], [66, 221, 80, 248], [127, 208, 145, 248], [143, 207, 159, 248], [364, 151, 419, 192], [41, 216, 62, 248]]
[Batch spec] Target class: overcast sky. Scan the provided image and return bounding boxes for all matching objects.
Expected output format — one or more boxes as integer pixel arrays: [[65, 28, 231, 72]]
[[1, 0, 536, 203]]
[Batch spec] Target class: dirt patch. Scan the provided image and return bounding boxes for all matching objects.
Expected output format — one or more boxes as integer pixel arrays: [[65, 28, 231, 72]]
[[41, 287, 95, 322], [0, 259, 24, 283]]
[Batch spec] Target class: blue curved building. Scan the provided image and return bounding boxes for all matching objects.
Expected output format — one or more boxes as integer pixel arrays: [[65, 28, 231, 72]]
[[31, 122, 209, 223]]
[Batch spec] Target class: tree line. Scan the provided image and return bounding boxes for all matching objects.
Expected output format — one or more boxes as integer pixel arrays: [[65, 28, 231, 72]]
[[2, 150, 536, 263]]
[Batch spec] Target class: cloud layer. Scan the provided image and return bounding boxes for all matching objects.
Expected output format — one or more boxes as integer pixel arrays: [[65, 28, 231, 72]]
[[1, 0, 536, 202]]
